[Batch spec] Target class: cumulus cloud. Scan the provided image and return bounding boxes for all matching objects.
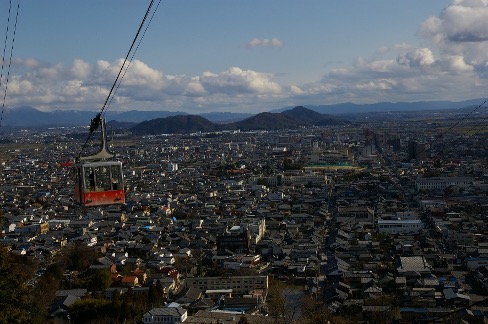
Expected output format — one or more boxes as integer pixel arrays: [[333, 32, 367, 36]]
[[200, 67, 281, 94], [184, 78, 206, 96], [441, 55, 474, 73], [3, 56, 288, 113], [70, 59, 91, 79], [420, 0, 488, 43], [289, 85, 304, 95], [292, 0, 488, 106], [418, 0, 488, 63], [356, 79, 396, 91], [118, 59, 164, 89], [14, 58, 42, 69], [397, 48, 435, 68], [3, 77, 33, 99], [245, 38, 284, 48]]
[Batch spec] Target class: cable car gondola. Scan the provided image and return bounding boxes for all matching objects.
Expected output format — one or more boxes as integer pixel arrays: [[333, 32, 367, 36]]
[[74, 118, 125, 207], [72, 1, 160, 207]]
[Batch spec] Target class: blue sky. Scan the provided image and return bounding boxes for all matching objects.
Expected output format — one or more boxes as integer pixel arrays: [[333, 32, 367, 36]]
[[2, 0, 488, 114]]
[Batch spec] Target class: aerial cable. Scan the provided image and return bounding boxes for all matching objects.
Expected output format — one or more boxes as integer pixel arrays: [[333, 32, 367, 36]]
[[428, 100, 488, 158], [99, 0, 154, 117], [408, 99, 488, 161], [0, 0, 13, 129], [0, 0, 20, 129], [440, 104, 488, 156], [0, 0, 13, 88], [438, 99, 487, 139], [104, 0, 162, 115], [78, 0, 158, 158]]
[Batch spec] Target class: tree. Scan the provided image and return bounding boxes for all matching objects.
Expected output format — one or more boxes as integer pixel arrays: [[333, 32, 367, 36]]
[[68, 298, 113, 323], [191, 248, 205, 276], [112, 289, 122, 302], [266, 279, 287, 320], [0, 247, 32, 323], [46, 262, 65, 280], [30, 272, 60, 323], [91, 268, 113, 291], [265, 278, 301, 323], [65, 243, 100, 271], [301, 296, 337, 324], [174, 255, 193, 276], [148, 283, 158, 305], [155, 279, 166, 304], [30, 263, 63, 322], [283, 158, 303, 171]]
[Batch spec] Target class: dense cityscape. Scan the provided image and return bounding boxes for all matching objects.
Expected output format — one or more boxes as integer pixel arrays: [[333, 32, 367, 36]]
[[2, 107, 488, 324]]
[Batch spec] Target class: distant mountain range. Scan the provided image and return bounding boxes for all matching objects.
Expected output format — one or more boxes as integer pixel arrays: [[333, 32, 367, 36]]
[[0, 107, 186, 128], [271, 98, 487, 115], [0, 98, 485, 129], [0, 106, 256, 129]]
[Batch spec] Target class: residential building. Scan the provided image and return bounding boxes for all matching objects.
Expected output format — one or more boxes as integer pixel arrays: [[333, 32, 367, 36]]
[[142, 306, 187, 324], [185, 276, 268, 295]]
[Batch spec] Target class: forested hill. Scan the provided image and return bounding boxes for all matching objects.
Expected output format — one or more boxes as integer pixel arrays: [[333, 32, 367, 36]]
[[129, 106, 350, 134]]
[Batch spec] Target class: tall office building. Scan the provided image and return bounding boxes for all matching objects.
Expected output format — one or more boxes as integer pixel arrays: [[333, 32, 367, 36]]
[[408, 140, 427, 161]]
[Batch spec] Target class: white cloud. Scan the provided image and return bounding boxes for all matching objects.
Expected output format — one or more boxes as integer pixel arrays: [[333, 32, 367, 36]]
[[294, 0, 488, 106], [418, 0, 488, 62], [14, 58, 42, 69], [70, 59, 91, 79], [245, 38, 284, 48], [120, 59, 164, 89], [38, 64, 63, 80], [5, 77, 33, 95], [184, 79, 206, 96], [200, 67, 281, 94], [4, 56, 290, 112], [356, 79, 396, 91], [441, 55, 474, 73], [440, 0, 488, 43], [96, 60, 111, 71], [289, 85, 304, 95], [397, 48, 435, 68]]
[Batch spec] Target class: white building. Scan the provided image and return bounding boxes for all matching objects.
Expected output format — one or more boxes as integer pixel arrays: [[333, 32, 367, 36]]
[[415, 177, 472, 191], [395, 211, 419, 220], [307, 149, 353, 166], [419, 200, 447, 211], [379, 211, 419, 221], [377, 219, 424, 234], [167, 163, 178, 172], [267, 192, 284, 201], [252, 172, 330, 187], [247, 218, 266, 244], [142, 306, 187, 324], [185, 276, 268, 295], [337, 206, 374, 223]]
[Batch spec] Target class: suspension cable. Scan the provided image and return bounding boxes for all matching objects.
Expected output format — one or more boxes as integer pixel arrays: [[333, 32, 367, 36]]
[[406, 99, 488, 160], [0, 0, 20, 129], [78, 0, 157, 158], [104, 0, 162, 115]]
